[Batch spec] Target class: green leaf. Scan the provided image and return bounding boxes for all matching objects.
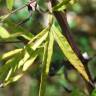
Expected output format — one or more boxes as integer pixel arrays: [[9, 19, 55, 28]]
[[0, 25, 32, 44], [31, 32, 48, 50], [3, 20, 34, 40], [0, 33, 26, 41], [18, 28, 49, 68], [52, 24, 90, 82], [0, 60, 12, 81], [0, 27, 49, 87], [71, 87, 85, 96], [0, 26, 10, 39], [0, 50, 38, 87], [91, 89, 96, 96], [16, 49, 30, 69], [22, 46, 43, 72], [0, 49, 22, 60], [0, 47, 37, 87], [0, 14, 10, 22], [17, 27, 49, 74], [53, 0, 77, 11], [6, 0, 14, 10], [22, 54, 37, 71], [0, 73, 23, 87], [39, 30, 54, 96], [37, 0, 48, 11], [9, 73, 23, 82], [0, 53, 23, 82], [29, 28, 49, 50]]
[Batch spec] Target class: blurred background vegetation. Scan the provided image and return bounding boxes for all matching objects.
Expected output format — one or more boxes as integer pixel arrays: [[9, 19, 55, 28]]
[[0, 0, 96, 96]]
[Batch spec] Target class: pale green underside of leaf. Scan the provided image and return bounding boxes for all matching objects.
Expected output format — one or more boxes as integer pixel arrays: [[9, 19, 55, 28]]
[[52, 24, 89, 82]]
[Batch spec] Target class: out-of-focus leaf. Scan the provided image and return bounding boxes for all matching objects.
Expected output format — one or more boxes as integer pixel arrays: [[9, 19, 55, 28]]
[[4, 20, 34, 40], [0, 73, 23, 87], [0, 26, 10, 38], [53, 0, 77, 11], [71, 87, 85, 96], [53, 0, 70, 11], [10, 73, 23, 82], [5, 68, 13, 81], [0, 33, 25, 41], [0, 14, 10, 22], [91, 89, 96, 96], [6, 0, 14, 10], [0, 25, 33, 42], [39, 30, 54, 96], [52, 24, 90, 82], [37, 0, 48, 11]]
